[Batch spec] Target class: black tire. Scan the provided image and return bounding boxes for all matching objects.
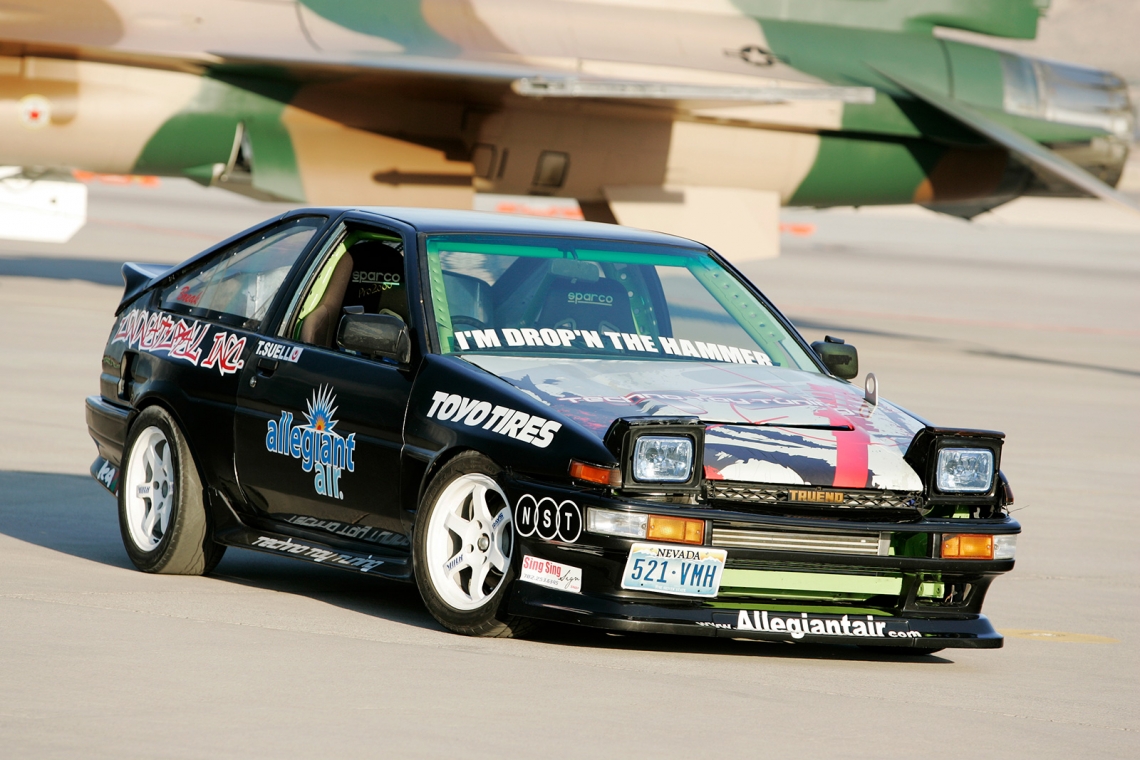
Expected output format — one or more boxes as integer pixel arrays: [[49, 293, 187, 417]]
[[413, 451, 537, 637], [118, 406, 225, 575]]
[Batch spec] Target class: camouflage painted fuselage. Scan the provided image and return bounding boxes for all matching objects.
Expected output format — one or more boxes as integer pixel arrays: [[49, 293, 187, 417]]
[[0, 0, 1131, 214]]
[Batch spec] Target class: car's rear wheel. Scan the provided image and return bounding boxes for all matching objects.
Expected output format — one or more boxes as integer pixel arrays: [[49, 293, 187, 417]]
[[413, 452, 535, 637], [119, 406, 225, 575]]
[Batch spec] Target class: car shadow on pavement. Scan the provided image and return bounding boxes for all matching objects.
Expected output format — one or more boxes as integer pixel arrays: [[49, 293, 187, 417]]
[[0, 470, 440, 633], [0, 470, 952, 662]]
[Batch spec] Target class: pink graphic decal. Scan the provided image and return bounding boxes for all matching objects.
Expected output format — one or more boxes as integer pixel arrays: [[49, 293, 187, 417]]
[[112, 308, 246, 377], [168, 320, 209, 364]]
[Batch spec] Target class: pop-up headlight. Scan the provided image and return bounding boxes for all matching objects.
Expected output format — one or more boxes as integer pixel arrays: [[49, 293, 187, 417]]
[[936, 448, 994, 493], [632, 436, 693, 483], [903, 427, 1005, 517], [604, 418, 704, 493]]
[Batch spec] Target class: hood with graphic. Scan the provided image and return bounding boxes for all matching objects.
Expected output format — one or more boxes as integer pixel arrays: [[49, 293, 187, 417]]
[[464, 356, 925, 492]]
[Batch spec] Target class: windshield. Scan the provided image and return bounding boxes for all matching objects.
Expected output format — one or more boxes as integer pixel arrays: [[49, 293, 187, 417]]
[[424, 234, 819, 371]]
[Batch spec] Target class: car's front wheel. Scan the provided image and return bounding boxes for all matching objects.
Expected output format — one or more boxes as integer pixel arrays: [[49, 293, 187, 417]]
[[413, 452, 534, 637], [118, 406, 225, 575]]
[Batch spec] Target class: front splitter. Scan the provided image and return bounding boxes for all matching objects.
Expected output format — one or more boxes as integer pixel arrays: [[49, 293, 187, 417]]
[[508, 581, 1003, 649]]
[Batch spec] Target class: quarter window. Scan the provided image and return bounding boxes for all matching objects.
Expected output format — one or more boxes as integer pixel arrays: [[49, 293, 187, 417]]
[[161, 217, 323, 331]]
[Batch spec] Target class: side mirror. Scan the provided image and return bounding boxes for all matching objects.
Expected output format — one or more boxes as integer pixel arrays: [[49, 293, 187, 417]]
[[337, 313, 411, 364], [811, 335, 858, 380]]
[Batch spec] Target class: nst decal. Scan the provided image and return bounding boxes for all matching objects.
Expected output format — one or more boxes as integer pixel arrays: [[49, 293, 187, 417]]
[[514, 495, 582, 542], [265, 385, 356, 499]]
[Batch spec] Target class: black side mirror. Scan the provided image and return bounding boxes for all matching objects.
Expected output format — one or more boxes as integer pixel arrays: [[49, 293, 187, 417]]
[[811, 335, 858, 380], [337, 313, 411, 364]]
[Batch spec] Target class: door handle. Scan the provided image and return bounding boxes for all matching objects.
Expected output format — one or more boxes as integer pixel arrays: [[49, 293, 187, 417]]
[[256, 358, 279, 376]]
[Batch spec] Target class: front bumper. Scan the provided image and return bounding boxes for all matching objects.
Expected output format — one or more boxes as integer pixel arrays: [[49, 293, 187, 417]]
[[509, 581, 1002, 648], [504, 477, 1017, 649]]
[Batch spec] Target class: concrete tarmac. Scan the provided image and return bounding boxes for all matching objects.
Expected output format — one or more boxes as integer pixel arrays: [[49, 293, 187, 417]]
[[0, 181, 1136, 758]]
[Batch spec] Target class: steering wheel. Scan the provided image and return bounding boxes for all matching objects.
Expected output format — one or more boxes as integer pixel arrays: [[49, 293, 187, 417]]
[[451, 315, 490, 330]]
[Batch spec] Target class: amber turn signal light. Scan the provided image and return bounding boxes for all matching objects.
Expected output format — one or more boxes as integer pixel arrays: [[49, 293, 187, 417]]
[[646, 515, 705, 545], [569, 459, 622, 487], [942, 533, 994, 560]]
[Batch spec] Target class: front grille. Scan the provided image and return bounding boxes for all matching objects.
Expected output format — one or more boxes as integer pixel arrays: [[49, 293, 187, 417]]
[[705, 481, 922, 513], [712, 527, 887, 556]]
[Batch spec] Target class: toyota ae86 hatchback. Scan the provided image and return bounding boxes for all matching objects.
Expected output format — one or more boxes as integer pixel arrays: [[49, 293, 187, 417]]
[[86, 208, 1018, 652]]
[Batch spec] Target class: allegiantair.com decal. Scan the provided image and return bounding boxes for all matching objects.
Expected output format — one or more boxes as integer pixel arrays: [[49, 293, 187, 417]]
[[265, 385, 356, 499], [112, 308, 246, 376], [700, 610, 918, 640], [450, 327, 772, 366], [426, 391, 562, 448]]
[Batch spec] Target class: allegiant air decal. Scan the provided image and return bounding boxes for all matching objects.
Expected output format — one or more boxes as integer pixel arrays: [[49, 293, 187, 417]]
[[450, 328, 772, 366], [426, 391, 561, 448], [112, 308, 246, 376], [265, 385, 356, 499], [700, 610, 919, 640]]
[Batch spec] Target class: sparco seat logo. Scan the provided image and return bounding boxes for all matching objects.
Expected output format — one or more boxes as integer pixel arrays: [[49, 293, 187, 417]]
[[351, 271, 401, 289], [265, 385, 356, 499], [567, 292, 613, 306]]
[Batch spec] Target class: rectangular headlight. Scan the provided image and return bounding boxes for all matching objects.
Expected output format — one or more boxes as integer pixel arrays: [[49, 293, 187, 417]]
[[632, 436, 693, 483], [587, 508, 647, 539], [936, 448, 994, 493]]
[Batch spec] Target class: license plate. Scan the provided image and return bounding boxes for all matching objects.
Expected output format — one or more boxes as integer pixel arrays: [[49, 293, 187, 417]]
[[620, 543, 727, 597]]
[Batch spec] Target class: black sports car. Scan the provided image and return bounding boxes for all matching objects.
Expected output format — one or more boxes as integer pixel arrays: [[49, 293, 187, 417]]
[[87, 208, 1018, 651]]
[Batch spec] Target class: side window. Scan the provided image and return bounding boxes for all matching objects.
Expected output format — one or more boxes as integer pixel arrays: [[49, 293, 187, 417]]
[[293, 229, 407, 350], [160, 216, 324, 331]]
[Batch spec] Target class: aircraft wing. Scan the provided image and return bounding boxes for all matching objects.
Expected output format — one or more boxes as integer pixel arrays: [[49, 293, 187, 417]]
[[874, 68, 1140, 215], [511, 77, 874, 104]]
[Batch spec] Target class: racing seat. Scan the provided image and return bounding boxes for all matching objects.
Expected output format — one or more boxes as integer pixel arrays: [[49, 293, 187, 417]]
[[340, 239, 408, 323], [537, 275, 636, 334], [299, 252, 354, 348]]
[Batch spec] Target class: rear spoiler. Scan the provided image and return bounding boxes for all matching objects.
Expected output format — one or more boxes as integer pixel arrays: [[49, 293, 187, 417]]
[[117, 262, 172, 315]]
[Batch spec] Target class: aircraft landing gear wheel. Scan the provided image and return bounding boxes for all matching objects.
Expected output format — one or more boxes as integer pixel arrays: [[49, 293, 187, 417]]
[[119, 406, 225, 575], [413, 452, 535, 637]]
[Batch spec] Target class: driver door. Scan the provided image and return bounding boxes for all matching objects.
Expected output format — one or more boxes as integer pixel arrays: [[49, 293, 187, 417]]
[[233, 222, 415, 545]]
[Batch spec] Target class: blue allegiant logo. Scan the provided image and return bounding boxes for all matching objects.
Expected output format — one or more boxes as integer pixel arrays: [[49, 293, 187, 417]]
[[265, 384, 356, 499]]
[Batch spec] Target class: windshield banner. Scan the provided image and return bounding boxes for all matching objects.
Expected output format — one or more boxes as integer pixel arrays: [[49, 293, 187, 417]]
[[451, 327, 772, 366]]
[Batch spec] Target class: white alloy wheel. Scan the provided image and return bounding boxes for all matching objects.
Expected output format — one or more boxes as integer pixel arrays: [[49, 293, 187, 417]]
[[424, 473, 513, 611], [123, 425, 175, 551]]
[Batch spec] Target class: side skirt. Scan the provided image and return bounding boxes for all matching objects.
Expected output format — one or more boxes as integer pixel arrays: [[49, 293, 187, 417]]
[[91, 456, 119, 496], [215, 525, 413, 582]]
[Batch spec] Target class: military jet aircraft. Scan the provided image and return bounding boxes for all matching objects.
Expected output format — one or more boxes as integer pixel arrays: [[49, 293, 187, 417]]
[[0, 0, 1134, 255]]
